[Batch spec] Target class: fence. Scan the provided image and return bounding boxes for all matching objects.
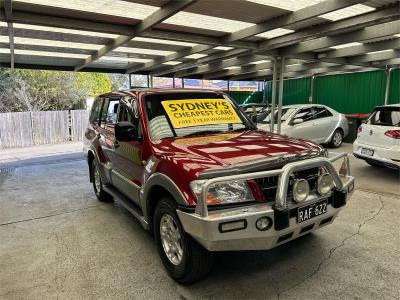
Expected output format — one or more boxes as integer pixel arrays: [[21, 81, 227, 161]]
[[0, 110, 89, 149]]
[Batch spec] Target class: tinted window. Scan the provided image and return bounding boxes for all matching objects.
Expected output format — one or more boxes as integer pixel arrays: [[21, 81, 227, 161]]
[[313, 107, 332, 119], [118, 104, 143, 139], [369, 107, 400, 127], [90, 98, 103, 124], [294, 108, 313, 122], [100, 99, 120, 129]]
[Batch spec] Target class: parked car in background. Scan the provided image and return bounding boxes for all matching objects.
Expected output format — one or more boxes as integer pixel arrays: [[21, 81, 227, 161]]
[[84, 89, 354, 283], [353, 104, 400, 169], [257, 104, 349, 148], [240, 103, 273, 123]]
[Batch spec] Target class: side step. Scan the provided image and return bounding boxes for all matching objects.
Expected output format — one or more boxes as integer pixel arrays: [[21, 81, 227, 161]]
[[103, 185, 150, 230]]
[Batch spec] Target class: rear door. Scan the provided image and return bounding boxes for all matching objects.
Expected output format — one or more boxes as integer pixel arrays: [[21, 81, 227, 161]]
[[312, 106, 335, 142], [97, 97, 120, 179], [358, 106, 400, 148], [288, 107, 318, 141]]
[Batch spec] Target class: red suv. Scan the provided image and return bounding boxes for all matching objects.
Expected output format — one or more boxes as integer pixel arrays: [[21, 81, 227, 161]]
[[84, 89, 354, 283]]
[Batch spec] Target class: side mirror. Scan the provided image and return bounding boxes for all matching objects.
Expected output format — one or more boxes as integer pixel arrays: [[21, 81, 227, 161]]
[[292, 118, 304, 125], [115, 121, 137, 141]]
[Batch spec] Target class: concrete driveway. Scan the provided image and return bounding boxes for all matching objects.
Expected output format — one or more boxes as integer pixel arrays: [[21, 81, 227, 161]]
[[0, 143, 399, 299]]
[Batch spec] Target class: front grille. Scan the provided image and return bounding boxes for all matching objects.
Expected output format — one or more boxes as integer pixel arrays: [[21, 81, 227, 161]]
[[255, 167, 320, 203]]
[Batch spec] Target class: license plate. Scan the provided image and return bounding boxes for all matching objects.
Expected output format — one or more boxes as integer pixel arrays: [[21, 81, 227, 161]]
[[361, 148, 374, 156], [297, 199, 328, 223]]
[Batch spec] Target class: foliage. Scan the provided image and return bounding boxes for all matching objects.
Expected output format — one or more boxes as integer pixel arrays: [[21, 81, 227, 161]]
[[0, 69, 121, 112]]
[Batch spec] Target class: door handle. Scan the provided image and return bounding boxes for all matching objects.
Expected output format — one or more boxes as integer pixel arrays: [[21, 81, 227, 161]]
[[113, 141, 120, 149]]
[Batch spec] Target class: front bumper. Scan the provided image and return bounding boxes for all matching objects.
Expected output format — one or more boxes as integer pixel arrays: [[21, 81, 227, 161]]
[[177, 154, 354, 251]]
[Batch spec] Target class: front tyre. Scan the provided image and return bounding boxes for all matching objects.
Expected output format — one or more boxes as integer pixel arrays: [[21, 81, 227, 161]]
[[329, 129, 343, 148], [154, 198, 213, 284]]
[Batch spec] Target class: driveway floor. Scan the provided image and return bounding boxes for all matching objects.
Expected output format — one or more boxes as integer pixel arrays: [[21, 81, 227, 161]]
[[0, 143, 399, 299]]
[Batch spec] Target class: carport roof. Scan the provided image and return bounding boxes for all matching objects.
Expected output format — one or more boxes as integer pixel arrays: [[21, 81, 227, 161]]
[[0, 0, 399, 80]]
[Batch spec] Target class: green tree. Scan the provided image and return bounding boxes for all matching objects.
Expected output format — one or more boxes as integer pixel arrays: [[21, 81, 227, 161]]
[[0, 69, 113, 112]]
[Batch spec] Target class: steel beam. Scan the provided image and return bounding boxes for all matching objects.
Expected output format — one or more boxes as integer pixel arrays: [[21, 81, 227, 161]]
[[258, 4, 399, 50], [147, 0, 369, 76], [222, 0, 367, 43], [318, 38, 400, 59], [74, 0, 198, 71], [10, 11, 257, 50], [280, 20, 400, 55], [347, 50, 400, 64], [3, 0, 14, 68]]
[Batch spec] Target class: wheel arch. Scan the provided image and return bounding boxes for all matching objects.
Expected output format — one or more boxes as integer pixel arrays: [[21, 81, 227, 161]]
[[142, 173, 188, 227]]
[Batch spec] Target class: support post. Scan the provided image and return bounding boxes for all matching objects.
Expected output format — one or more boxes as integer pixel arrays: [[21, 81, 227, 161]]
[[277, 57, 285, 134], [182, 78, 185, 88], [227, 80, 230, 92], [173, 76, 176, 88], [309, 75, 314, 103], [270, 58, 277, 133], [384, 68, 392, 105], [128, 74, 132, 88]]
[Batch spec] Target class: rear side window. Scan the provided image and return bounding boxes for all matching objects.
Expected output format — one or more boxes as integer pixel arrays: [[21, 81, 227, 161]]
[[369, 107, 400, 127], [294, 108, 314, 122], [313, 107, 332, 119], [90, 98, 103, 125], [100, 98, 120, 129]]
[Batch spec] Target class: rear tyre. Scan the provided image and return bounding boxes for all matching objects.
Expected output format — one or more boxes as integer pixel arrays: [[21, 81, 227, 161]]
[[153, 197, 213, 284], [91, 160, 113, 202], [329, 129, 343, 148]]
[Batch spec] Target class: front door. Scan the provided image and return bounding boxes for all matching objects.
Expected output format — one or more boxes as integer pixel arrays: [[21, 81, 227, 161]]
[[109, 101, 144, 205], [288, 107, 318, 141]]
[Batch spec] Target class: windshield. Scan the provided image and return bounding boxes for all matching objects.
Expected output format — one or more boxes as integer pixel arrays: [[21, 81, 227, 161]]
[[368, 107, 400, 127], [144, 92, 254, 141], [262, 108, 296, 123]]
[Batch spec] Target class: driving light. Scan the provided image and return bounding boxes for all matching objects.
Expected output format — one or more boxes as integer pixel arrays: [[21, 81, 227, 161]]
[[256, 216, 272, 231], [317, 173, 334, 195], [293, 179, 310, 203], [190, 180, 255, 205]]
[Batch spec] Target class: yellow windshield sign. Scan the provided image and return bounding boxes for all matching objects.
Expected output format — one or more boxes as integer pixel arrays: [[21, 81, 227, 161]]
[[161, 99, 241, 128]]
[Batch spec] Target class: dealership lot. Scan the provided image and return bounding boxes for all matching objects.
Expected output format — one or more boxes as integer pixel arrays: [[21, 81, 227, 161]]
[[0, 144, 398, 299]]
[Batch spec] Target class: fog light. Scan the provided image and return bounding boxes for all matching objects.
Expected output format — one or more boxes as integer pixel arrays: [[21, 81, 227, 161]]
[[293, 179, 310, 203], [317, 173, 334, 195], [219, 220, 247, 233], [256, 216, 272, 231]]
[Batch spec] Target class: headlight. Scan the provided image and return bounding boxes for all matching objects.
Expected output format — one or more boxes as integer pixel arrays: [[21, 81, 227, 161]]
[[317, 173, 334, 195], [190, 180, 255, 205], [293, 179, 310, 203]]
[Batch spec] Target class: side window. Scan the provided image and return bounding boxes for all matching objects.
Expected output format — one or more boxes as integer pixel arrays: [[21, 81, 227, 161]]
[[313, 107, 332, 119], [100, 99, 120, 129], [90, 98, 103, 125], [118, 105, 143, 139], [294, 108, 314, 123]]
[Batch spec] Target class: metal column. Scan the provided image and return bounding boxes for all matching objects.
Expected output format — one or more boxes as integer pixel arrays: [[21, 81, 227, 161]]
[[227, 80, 230, 92], [128, 74, 132, 88], [270, 58, 278, 133], [309, 75, 315, 104], [173, 76, 176, 88], [384, 68, 392, 105], [277, 57, 285, 135]]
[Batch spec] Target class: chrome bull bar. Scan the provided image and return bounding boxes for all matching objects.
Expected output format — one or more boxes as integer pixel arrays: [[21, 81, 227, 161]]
[[196, 153, 353, 217]]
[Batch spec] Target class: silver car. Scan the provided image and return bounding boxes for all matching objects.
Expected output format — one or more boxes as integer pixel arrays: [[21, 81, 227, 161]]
[[258, 104, 349, 148]]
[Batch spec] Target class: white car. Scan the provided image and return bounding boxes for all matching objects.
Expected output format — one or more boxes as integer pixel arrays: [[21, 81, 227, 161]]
[[353, 104, 400, 169], [258, 104, 349, 148]]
